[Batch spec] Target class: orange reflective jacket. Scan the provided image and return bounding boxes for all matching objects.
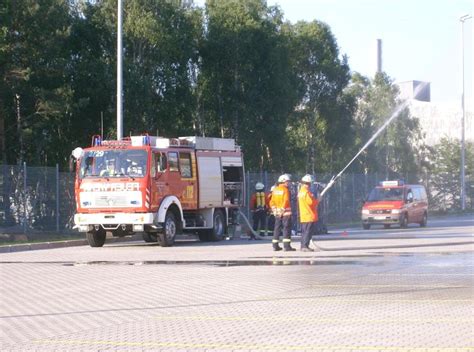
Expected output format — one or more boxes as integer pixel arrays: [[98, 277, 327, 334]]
[[298, 184, 319, 223], [270, 184, 291, 216]]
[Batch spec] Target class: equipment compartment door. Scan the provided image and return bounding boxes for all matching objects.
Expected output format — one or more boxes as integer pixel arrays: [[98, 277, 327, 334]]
[[197, 156, 223, 208]]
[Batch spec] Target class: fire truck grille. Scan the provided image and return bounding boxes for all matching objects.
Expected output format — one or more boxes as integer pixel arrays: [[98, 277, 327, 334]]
[[95, 195, 130, 207]]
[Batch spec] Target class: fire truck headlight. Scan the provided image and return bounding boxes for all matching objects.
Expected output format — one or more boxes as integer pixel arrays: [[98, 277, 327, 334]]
[[391, 209, 401, 214], [362, 209, 369, 215]]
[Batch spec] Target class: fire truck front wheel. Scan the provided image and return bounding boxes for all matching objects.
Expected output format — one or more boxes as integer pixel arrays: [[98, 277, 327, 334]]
[[86, 229, 106, 247], [159, 212, 179, 247]]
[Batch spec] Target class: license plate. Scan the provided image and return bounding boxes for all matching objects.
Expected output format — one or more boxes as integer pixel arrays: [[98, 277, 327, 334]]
[[375, 216, 386, 220]]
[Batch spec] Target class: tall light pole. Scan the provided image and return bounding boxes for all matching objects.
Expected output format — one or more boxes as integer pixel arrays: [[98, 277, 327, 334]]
[[117, 0, 123, 140], [460, 14, 471, 211]]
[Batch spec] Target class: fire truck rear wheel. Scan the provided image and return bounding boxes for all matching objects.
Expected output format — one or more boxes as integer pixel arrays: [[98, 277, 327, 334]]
[[159, 212, 178, 247], [86, 229, 106, 247], [208, 210, 226, 241]]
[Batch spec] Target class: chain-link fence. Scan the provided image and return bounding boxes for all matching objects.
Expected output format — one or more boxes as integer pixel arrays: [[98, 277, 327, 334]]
[[0, 164, 76, 238], [0, 164, 471, 238], [244, 171, 473, 227]]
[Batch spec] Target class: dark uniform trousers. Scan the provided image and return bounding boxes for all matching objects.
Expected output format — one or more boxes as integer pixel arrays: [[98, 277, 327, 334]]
[[300, 222, 314, 249], [252, 209, 267, 236], [273, 215, 292, 249]]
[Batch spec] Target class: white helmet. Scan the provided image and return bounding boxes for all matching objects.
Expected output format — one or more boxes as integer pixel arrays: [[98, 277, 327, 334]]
[[301, 174, 313, 183], [278, 173, 291, 183], [255, 182, 264, 191]]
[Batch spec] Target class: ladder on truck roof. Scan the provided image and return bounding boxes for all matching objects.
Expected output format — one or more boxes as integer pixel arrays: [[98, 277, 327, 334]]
[[91, 135, 238, 151]]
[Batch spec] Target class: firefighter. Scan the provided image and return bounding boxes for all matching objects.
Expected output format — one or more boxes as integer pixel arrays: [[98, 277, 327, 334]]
[[270, 174, 296, 251], [266, 185, 276, 233], [100, 159, 117, 176], [298, 174, 319, 252], [249, 182, 267, 240]]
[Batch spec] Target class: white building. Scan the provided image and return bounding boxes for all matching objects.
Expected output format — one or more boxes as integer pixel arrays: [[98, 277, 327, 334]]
[[396, 81, 473, 146], [408, 100, 473, 146]]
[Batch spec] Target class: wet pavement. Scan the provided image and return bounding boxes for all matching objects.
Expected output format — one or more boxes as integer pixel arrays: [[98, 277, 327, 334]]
[[0, 215, 473, 351]]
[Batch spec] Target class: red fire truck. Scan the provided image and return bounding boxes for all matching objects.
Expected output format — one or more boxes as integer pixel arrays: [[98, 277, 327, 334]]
[[71, 135, 245, 247]]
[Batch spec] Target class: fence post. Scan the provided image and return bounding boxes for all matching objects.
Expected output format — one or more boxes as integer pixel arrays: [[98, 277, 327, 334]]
[[23, 161, 27, 234], [246, 170, 250, 219], [352, 173, 355, 219], [56, 164, 60, 232]]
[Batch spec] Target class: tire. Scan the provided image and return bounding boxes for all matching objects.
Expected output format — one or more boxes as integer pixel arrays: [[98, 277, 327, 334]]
[[86, 229, 106, 247], [142, 232, 158, 243], [400, 214, 408, 228], [208, 210, 226, 241], [362, 224, 370, 230], [159, 212, 178, 247], [384, 224, 391, 229], [420, 212, 428, 227]]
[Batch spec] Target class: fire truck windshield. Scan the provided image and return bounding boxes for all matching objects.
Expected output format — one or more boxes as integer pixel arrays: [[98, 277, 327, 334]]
[[367, 187, 404, 201], [79, 149, 148, 179]]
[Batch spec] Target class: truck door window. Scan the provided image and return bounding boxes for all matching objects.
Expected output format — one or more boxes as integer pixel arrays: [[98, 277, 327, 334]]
[[154, 153, 167, 175], [413, 188, 421, 201], [406, 190, 413, 202], [179, 152, 192, 178], [168, 152, 179, 172]]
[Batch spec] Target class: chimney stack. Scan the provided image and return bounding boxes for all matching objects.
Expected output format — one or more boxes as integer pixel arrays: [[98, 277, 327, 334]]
[[376, 39, 382, 74]]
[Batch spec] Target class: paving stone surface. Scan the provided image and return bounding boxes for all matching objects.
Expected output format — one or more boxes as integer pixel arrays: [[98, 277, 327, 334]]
[[0, 216, 473, 351]]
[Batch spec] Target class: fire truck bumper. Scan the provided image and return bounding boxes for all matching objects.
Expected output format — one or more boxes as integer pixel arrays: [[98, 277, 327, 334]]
[[74, 213, 155, 232]]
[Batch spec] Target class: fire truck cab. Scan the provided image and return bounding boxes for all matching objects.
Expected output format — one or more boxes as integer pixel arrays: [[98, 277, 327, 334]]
[[72, 135, 245, 247]]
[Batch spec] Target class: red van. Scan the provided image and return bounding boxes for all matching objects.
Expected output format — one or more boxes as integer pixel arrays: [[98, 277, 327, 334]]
[[361, 180, 428, 229]]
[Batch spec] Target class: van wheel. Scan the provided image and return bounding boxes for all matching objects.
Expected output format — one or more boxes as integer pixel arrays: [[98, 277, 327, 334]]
[[420, 212, 428, 227], [159, 212, 178, 247], [86, 228, 106, 247], [362, 224, 370, 230], [143, 232, 158, 243], [208, 210, 226, 241], [400, 214, 408, 228]]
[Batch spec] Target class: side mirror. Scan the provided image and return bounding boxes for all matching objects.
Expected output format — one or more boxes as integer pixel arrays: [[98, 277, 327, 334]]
[[69, 156, 75, 172]]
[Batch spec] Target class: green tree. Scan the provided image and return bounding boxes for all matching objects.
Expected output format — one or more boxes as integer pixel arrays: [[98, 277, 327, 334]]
[[122, 0, 202, 137], [348, 72, 425, 179], [284, 20, 352, 174], [65, 1, 116, 151], [198, 0, 298, 171], [426, 138, 474, 209], [0, 0, 73, 165]]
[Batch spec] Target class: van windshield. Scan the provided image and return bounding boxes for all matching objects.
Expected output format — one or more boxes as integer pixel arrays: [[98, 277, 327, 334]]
[[79, 149, 148, 179], [367, 187, 403, 201]]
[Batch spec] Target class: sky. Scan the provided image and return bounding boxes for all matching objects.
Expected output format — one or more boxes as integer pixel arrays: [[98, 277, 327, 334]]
[[265, 0, 473, 105], [196, 0, 473, 105]]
